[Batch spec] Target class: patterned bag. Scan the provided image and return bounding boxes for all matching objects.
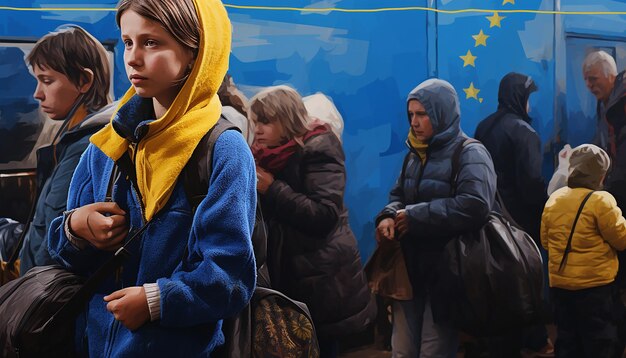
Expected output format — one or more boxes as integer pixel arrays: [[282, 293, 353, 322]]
[[252, 287, 320, 358]]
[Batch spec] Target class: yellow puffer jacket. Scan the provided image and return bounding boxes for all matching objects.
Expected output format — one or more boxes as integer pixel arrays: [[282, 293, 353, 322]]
[[541, 187, 626, 290]]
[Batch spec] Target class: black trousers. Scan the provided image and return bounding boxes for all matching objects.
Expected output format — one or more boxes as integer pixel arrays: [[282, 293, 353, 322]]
[[552, 283, 623, 358]]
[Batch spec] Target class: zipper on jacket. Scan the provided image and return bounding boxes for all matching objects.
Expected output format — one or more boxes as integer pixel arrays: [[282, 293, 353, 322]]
[[129, 143, 146, 225]]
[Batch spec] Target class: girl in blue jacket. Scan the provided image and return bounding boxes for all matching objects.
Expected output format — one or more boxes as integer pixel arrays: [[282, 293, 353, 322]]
[[47, 0, 257, 356]]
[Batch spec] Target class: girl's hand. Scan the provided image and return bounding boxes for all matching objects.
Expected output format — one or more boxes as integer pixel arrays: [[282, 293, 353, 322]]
[[256, 165, 274, 194], [69, 202, 128, 251], [375, 218, 396, 242], [104, 286, 151, 331]]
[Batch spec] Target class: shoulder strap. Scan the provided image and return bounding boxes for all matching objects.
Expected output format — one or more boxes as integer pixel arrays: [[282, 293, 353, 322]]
[[183, 116, 240, 211], [559, 190, 596, 272], [450, 138, 480, 195], [180, 117, 268, 275], [400, 152, 412, 188]]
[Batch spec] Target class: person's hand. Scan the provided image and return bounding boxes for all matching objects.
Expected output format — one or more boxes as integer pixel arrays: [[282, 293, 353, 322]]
[[376, 218, 396, 242], [558, 144, 572, 169], [69, 202, 128, 251], [395, 210, 409, 238], [256, 165, 274, 194], [104, 286, 151, 331]]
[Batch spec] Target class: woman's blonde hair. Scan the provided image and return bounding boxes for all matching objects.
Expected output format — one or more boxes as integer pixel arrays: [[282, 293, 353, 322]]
[[249, 85, 310, 143], [116, 0, 199, 56], [27, 25, 111, 113]]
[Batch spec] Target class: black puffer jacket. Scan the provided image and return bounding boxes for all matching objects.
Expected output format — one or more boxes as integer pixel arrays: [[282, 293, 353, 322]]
[[261, 131, 376, 337], [475, 72, 546, 241], [376, 79, 497, 300]]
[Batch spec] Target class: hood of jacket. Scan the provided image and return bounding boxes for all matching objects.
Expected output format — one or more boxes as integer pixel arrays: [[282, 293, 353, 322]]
[[407, 78, 462, 149], [497, 72, 537, 123], [90, 0, 231, 220], [568, 144, 611, 190]]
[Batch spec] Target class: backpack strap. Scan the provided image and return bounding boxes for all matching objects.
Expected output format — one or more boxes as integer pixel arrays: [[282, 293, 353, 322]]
[[181, 117, 269, 276], [183, 116, 240, 211], [559, 190, 596, 272]]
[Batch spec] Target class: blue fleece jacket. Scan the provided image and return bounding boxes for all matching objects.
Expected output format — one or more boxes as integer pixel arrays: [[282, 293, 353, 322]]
[[47, 128, 257, 357]]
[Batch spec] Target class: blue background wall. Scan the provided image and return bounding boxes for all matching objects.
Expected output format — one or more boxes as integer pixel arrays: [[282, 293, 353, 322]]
[[1, 0, 626, 260]]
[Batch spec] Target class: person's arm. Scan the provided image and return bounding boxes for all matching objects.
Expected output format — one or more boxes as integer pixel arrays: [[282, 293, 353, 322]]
[[376, 154, 411, 225], [263, 134, 344, 238], [547, 145, 571, 196], [152, 131, 256, 326], [595, 192, 626, 251], [47, 144, 119, 273], [404, 143, 496, 237]]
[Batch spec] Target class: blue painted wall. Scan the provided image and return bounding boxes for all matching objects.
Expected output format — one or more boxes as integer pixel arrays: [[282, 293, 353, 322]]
[[1, 0, 626, 260]]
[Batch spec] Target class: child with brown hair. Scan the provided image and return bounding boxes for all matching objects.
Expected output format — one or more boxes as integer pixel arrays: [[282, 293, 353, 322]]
[[47, 0, 256, 356]]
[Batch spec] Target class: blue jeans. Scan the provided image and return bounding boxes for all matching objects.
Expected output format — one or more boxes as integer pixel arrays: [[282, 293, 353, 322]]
[[392, 297, 458, 358]]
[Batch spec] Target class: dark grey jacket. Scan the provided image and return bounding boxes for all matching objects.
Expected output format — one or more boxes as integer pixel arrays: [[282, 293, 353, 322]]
[[261, 130, 376, 337], [595, 71, 626, 209], [19, 103, 113, 274], [376, 79, 497, 296]]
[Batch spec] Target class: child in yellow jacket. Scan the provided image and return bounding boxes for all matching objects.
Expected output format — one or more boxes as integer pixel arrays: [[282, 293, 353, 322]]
[[541, 144, 626, 357]]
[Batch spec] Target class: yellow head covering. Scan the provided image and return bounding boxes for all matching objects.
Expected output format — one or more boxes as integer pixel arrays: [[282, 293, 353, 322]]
[[408, 130, 428, 164], [90, 0, 231, 220]]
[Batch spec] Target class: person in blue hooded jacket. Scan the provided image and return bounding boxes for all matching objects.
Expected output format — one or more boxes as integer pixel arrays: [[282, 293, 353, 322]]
[[6, 25, 113, 276], [47, 0, 256, 356], [375, 79, 496, 357]]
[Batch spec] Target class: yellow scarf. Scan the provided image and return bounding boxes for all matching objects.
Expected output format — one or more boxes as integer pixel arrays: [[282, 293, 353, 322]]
[[90, 0, 231, 221], [408, 130, 428, 164]]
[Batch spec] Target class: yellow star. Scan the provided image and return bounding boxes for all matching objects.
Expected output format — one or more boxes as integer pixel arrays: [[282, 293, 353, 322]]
[[459, 50, 477, 67], [472, 30, 489, 47], [502, 0, 515, 4], [463, 82, 480, 100], [486, 12, 505, 28]]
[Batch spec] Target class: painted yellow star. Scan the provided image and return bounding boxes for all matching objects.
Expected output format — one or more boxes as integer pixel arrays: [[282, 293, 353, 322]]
[[486, 12, 505, 28], [502, 0, 515, 4], [459, 50, 477, 67], [463, 82, 480, 100], [472, 30, 489, 47]]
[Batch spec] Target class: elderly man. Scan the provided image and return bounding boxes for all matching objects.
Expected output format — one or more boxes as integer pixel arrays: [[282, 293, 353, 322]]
[[583, 50, 626, 355], [583, 50, 626, 207]]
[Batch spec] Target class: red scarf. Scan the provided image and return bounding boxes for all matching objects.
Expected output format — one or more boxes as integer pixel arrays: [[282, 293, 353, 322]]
[[253, 125, 328, 173]]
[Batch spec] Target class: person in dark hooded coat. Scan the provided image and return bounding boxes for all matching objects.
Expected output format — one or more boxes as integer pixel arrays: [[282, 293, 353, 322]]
[[474, 72, 552, 357], [376, 78, 496, 357], [251, 85, 376, 358], [475, 72, 546, 243]]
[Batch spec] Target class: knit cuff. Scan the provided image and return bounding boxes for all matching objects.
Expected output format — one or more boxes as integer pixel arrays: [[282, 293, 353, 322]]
[[64, 210, 88, 250], [143, 283, 161, 322]]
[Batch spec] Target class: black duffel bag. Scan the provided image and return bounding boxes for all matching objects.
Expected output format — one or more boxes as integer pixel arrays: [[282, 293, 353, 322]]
[[433, 139, 546, 336], [0, 265, 84, 357]]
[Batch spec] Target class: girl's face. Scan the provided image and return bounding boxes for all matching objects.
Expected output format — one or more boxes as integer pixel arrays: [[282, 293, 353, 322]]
[[250, 111, 286, 148], [120, 10, 194, 108], [33, 65, 84, 120]]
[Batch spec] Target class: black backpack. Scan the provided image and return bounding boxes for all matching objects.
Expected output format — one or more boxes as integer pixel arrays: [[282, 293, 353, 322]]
[[183, 117, 320, 357]]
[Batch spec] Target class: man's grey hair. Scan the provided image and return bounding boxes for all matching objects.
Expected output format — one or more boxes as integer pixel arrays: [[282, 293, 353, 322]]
[[583, 50, 618, 77]]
